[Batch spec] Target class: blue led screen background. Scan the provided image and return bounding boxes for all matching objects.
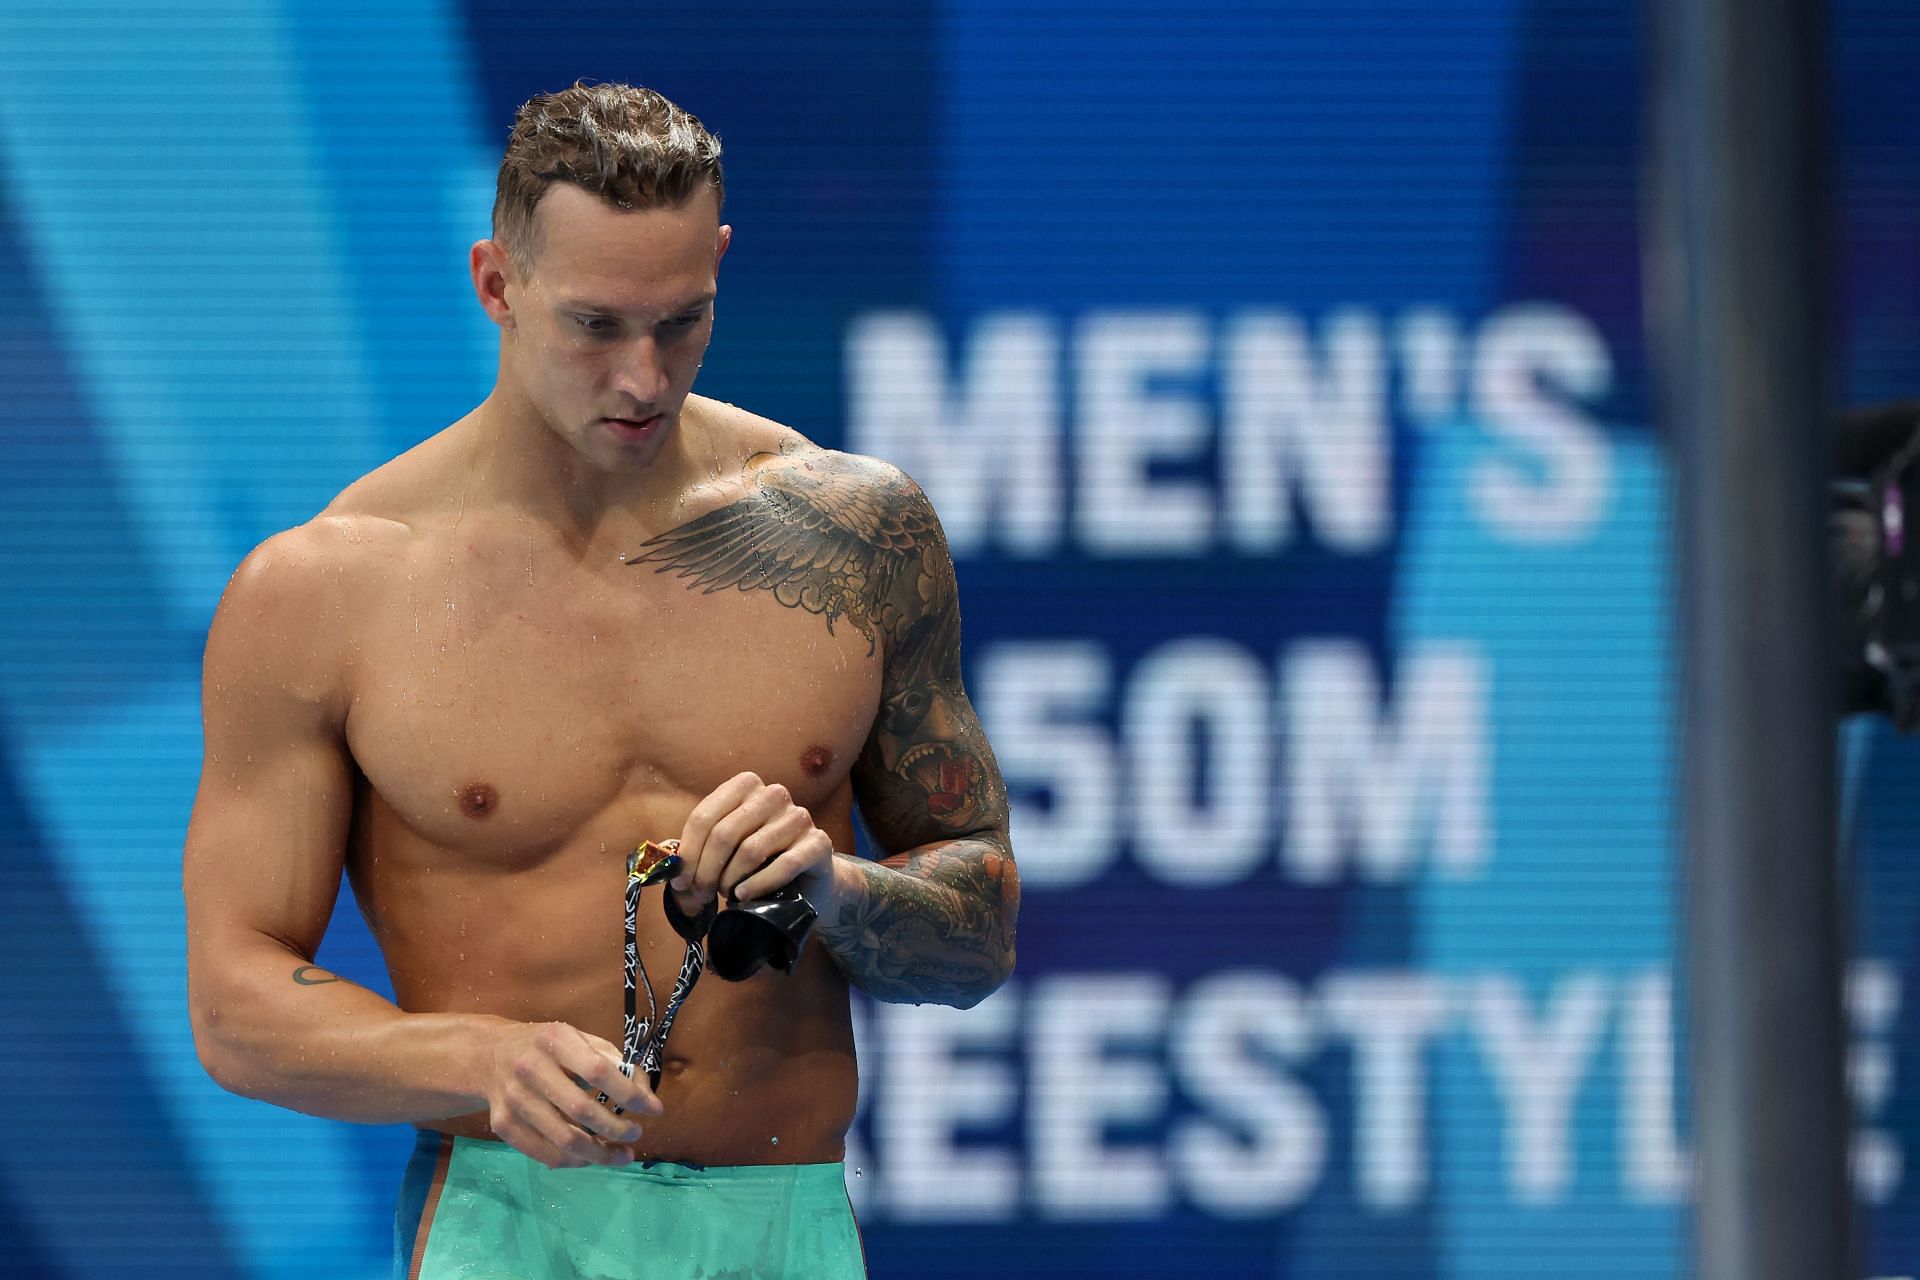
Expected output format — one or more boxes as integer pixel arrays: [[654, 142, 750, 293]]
[[2, 3, 1920, 1276]]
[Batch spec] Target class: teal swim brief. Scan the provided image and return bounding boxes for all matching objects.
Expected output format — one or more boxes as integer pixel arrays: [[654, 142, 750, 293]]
[[393, 1131, 866, 1279]]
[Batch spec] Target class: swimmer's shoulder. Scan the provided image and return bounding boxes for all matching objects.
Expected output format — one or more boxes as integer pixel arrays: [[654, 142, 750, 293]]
[[209, 433, 453, 708], [208, 521, 374, 724], [263, 419, 474, 581], [225, 463, 423, 613], [691, 395, 934, 513], [689, 393, 814, 465], [318, 422, 460, 540]]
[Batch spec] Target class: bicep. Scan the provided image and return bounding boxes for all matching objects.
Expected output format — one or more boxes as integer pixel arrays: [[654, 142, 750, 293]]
[[184, 544, 355, 979], [184, 712, 352, 966], [854, 680, 1009, 855], [850, 561, 1010, 857]]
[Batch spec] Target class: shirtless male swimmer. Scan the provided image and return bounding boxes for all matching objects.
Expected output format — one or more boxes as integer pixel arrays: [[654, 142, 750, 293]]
[[184, 82, 1018, 1279]]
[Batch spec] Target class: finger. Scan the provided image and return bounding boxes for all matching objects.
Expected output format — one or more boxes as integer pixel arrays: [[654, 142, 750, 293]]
[[669, 881, 711, 922], [580, 1029, 627, 1061], [522, 1050, 644, 1142], [550, 1032, 662, 1121], [523, 1026, 648, 1137], [674, 772, 764, 895], [505, 1120, 619, 1171], [490, 1106, 579, 1170], [687, 781, 792, 900], [531, 1022, 620, 1086], [497, 1084, 615, 1169], [694, 782, 792, 895], [735, 829, 834, 902], [509, 1087, 634, 1168], [587, 1061, 664, 1121], [722, 805, 815, 896], [536, 1059, 648, 1144]]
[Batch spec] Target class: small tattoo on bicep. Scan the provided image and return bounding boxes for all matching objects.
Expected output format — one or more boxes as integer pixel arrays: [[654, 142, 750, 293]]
[[291, 966, 342, 986]]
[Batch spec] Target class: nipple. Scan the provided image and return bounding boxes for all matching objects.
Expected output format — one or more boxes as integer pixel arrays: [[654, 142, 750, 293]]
[[458, 783, 499, 818], [799, 745, 833, 777]]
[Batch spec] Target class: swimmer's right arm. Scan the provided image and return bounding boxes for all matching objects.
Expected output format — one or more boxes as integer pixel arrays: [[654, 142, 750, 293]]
[[183, 527, 656, 1168]]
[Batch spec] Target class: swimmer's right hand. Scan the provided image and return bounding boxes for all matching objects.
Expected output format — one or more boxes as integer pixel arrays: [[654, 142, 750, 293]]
[[481, 1021, 663, 1169]]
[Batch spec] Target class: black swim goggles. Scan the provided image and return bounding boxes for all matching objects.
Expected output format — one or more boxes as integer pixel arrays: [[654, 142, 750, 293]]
[[602, 839, 818, 1106]]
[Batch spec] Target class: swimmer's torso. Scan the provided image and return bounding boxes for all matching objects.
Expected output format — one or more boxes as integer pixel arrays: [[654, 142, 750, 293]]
[[325, 400, 881, 1165]]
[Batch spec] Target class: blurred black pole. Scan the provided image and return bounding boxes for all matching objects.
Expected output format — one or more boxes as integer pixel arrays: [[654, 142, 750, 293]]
[[1648, 0, 1848, 1277]]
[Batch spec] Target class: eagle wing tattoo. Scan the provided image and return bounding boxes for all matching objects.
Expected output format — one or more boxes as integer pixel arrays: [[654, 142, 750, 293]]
[[628, 454, 947, 652]]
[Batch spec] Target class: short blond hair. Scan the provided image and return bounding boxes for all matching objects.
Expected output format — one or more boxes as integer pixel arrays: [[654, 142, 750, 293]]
[[492, 80, 724, 270]]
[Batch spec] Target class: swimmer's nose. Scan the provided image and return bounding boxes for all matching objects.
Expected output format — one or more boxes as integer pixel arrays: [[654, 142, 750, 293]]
[[611, 335, 670, 403]]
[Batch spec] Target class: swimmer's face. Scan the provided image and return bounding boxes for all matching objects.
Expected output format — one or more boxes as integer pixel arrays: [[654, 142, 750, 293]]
[[474, 182, 730, 471]]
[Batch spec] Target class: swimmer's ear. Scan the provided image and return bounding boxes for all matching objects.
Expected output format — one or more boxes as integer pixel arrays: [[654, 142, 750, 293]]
[[469, 238, 517, 330]]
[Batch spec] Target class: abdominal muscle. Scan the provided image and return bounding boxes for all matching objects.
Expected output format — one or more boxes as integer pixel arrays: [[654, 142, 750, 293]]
[[344, 779, 862, 1167]]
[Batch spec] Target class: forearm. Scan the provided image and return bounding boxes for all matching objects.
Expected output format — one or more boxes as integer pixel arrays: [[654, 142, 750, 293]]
[[190, 934, 507, 1124], [810, 837, 1018, 1008]]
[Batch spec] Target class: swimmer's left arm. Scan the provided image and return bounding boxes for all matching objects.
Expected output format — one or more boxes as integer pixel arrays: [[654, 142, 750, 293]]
[[821, 467, 1018, 1008], [650, 452, 1017, 1007]]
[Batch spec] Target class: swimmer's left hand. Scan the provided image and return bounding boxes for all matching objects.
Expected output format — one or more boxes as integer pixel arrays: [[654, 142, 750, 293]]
[[670, 771, 840, 915]]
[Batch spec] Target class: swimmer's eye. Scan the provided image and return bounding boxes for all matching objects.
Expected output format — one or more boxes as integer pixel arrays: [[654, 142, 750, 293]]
[[572, 312, 702, 338]]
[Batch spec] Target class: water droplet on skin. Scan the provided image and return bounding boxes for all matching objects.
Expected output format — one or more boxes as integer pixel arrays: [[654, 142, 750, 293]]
[[769, 1136, 779, 1145]]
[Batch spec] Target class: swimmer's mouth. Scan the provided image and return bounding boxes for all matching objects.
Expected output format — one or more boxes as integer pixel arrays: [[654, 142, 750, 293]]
[[603, 414, 663, 431]]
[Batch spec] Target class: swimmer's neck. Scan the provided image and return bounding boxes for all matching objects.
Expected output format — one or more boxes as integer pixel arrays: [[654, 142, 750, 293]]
[[455, 390, 724, 547]]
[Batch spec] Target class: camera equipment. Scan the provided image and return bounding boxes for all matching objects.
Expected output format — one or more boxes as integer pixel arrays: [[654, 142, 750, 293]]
[[1833, 401, 1920, 730]]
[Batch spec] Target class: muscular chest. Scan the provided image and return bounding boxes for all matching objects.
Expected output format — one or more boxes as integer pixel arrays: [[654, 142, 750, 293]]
[[343, 539, 882, 853]]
